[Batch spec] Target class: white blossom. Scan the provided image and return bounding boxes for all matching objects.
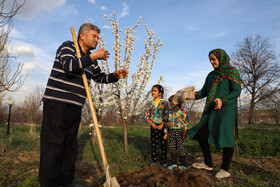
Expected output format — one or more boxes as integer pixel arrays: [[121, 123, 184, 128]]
[[86, 13, 164, 129]]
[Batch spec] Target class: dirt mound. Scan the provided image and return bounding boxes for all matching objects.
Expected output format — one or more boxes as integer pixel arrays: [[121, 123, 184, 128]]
[[75, 162, 217, 187], [73, 154, 280, 186], [117, 165, 214, 187], [74, 153, 229, 186]]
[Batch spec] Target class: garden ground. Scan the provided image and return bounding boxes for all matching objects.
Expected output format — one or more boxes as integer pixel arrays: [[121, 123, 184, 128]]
[[0, 123, 280, 186], [69, 153, 280, 186], [1, 150, 280, 186]]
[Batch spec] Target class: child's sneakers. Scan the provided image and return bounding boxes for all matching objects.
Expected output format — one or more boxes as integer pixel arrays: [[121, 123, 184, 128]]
[[168, 164, 177, 169], [149, 162, 157, 166], [192, 162, 213, 170], [215, 169, 231, 179], [161, 163, 168, 168], [178, 165, 187, 170]]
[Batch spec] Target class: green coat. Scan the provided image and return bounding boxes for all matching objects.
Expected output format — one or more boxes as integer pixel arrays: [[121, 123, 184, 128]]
[[187, 70, 241, 147]]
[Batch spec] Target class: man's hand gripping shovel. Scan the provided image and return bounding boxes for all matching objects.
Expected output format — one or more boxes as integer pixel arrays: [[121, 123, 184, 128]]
[[70, 27, 120, 187]]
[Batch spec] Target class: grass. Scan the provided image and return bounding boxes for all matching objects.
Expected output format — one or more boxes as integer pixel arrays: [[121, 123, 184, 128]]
[[231, 161, 280, 187], [238, 127, 280, 158], [0, 123, 279, 186], [0, 124, 40, 187]]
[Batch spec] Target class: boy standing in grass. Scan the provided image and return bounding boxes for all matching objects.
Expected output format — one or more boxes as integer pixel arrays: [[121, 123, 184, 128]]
[[164, 95, 190, 170]]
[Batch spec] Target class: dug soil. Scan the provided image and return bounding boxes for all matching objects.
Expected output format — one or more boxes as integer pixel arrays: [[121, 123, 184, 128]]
[[74, 153, 280, 187], [117, 165, 215, 187], [76, 163, 219, 187]]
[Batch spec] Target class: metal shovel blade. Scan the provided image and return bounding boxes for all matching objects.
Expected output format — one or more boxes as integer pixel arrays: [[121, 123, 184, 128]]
[[103, 176, 120, 187]]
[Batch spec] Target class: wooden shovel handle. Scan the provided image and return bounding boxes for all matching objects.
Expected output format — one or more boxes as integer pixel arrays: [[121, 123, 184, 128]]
[[70, 26, 108, 168]]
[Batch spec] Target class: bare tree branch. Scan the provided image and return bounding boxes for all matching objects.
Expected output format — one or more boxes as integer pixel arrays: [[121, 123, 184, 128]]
[[0, 0, 26, 93], [259, 89, 280, 124]]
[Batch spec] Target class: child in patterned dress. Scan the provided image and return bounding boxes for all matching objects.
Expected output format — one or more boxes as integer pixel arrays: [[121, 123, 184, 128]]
[[144, 84, 170, 168], [164, 95, 190, 170]]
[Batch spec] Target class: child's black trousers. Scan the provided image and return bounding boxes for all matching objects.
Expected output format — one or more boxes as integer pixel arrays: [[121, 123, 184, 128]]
[[150, 125, 167, 164]]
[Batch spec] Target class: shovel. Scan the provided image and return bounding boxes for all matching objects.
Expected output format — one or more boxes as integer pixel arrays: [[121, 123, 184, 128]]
[[70, 27, 120, 187]]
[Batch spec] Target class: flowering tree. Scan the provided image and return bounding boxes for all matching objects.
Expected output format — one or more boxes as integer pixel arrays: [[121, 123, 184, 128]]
[[88, 12, 164, 152]]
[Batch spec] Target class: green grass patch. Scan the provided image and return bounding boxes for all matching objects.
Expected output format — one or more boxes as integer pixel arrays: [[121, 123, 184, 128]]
[[238, 127, 280, 158]]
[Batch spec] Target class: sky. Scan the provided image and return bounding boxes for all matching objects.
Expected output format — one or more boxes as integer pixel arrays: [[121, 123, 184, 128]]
[[5, 0, 280, 103]]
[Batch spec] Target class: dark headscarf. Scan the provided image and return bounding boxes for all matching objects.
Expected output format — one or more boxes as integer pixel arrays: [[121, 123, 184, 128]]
[[204, 49, 241, 111]]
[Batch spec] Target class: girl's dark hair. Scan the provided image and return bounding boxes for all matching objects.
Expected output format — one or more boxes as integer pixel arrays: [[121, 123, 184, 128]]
[[152, 84, 164, 98]]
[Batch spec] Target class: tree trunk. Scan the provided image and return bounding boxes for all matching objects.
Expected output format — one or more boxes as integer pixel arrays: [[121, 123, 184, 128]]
[[117, 92, 129, 152], [123, 120, 128, 152], [249, 98, 255, 124], [274, 110, 279, 125]]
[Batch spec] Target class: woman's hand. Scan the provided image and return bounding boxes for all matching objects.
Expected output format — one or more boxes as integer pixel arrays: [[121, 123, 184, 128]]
[[214, 98, 222, 110], [163, 133, 167, 140]]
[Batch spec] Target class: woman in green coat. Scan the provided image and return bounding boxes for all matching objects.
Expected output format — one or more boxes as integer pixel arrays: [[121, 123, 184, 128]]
[[187, 48, 241, 179]]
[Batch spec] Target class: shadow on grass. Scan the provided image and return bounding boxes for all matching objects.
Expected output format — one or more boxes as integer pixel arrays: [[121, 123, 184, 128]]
[[128, 134, 150, 163], [78, 129, 102, 169], [232, 160, 280, 186], [102, 127, 206, 166], [102, 127, 151, 165]]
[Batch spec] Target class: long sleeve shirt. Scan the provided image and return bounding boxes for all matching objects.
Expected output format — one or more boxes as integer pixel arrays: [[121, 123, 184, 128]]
[[144, 99, 169, 125], [166, 109, 190, 130], [42, 41, 118, 107]]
